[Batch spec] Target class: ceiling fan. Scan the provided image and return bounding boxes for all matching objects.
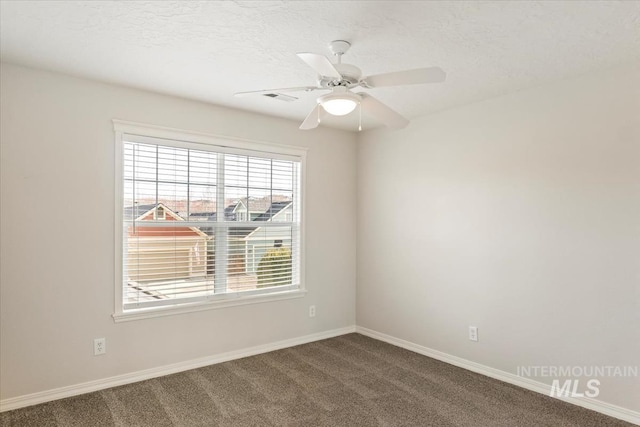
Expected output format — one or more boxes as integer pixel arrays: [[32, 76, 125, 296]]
[[235, 40, 446, 131]]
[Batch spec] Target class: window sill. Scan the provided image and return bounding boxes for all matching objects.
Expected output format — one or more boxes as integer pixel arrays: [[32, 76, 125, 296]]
[[112, 289, 307, 323]]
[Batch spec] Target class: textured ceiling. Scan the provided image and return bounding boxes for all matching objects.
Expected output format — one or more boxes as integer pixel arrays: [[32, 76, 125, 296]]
[[1, 1, 639, 131]]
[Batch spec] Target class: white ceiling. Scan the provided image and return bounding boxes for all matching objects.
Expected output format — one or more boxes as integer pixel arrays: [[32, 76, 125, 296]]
[[1, 1, 639, 131]]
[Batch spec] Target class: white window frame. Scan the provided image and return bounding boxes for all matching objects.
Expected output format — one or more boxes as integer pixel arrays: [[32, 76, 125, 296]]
[[113, 120, 306, 322]]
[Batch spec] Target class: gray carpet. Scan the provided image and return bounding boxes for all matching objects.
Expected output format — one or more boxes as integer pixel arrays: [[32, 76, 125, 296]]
[[0, 333, 633, 426]]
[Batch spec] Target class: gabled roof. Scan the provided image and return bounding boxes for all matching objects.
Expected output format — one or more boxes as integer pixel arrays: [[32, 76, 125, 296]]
[[188, 201, 250, 222], [229, 199, 247, 213], [230, 196, 292, 214], [125, 203, 208, 238], [123, 203, 157, 221], [245, 202, 293, 240], [253, 201, 292, 222]]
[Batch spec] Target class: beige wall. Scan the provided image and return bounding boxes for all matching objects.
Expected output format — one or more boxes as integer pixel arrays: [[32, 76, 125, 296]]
[[356, 62, 640, 411], [0, 63, 357, 400]]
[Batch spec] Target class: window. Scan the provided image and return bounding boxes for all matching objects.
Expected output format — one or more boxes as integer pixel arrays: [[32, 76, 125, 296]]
[[155, 206, 165, 220], [114, 121, 305, 320]]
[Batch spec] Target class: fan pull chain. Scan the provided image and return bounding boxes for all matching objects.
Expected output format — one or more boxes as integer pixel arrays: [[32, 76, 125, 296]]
[[358, 102, 362, 131]]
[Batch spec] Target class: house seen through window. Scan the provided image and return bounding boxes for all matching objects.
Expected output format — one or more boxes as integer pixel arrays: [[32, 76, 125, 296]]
[[117, 126, 303, 314]]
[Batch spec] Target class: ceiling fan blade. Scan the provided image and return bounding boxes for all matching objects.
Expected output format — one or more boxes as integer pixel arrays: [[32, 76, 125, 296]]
[[297, 53, 342, 79], [364, 67, 446, 88], [299, 104, 326, 130], [359, 93, 409, 129], [234, 86, 322, 97]]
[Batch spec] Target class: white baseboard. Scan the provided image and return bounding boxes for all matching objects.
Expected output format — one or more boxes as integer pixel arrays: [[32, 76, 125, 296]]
[[0, 325, 356, 413], [356, 326, 640, 426]]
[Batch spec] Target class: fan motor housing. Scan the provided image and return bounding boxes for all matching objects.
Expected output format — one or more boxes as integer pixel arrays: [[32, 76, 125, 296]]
[[318, 63, 362, 88]]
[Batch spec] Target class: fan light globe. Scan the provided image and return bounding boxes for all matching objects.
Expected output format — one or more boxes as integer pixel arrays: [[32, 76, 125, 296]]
[[319, 90, 359, 116], [322, 98, 357, 115]]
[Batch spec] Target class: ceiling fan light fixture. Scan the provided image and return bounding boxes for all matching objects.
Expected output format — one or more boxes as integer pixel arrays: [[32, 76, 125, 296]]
[[318, 89, 359, 116], [322, 98, 357, 116]]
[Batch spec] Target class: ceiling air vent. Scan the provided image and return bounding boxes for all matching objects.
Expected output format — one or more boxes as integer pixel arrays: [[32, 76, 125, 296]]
[[262, 93, 297, 102]]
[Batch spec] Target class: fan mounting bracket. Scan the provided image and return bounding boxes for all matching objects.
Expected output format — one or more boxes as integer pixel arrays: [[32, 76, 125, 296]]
[[329, 40, 351, 57]]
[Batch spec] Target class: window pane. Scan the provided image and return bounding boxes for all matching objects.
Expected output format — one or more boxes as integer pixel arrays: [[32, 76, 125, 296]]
[[223, 186, 246, 221], [188, 184, 216, 216], [131, 181, 157, 214], [157, 183, 188, 215], [272, 160, 293, 191], [124, 221, 215, 306], [247, 190, 271, 221], [127, 143, 157, 181], [228, 226, 293, 291], [225, 154, 248, 188], [158, 146, 189, 183], [248, 157, 271, 189], [271, 192, 293, 222], [189, 150, 217, 185]]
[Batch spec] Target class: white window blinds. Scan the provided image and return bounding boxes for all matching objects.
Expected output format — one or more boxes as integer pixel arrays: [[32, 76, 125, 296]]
[[119, 132, 302, 312]]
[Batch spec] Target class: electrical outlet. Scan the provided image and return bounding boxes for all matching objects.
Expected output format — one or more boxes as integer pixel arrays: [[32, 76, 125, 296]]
[[469, 326, 478, 342], [309, 305, 316, 318], [94, 338, 106, 355]]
